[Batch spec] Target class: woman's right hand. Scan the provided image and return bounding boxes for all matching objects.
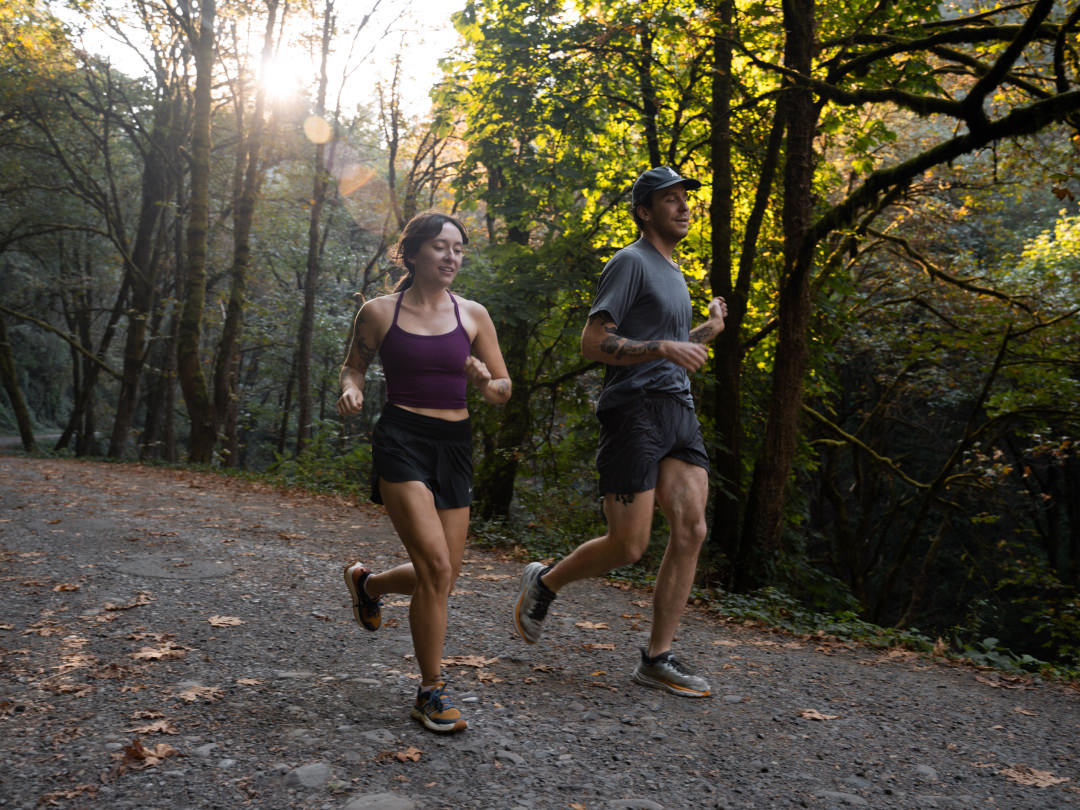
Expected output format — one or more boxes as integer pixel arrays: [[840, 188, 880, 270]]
[[337, 386, 364, 418]]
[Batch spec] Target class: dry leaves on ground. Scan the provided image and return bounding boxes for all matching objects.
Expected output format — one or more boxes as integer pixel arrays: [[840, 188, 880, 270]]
[[106, 738, 181, 781], [999, 765, 1070, 787], [799, 709, 840, 721], [38, 784, 98, 806], [105, 592, 154, 611], [441, 655, 498, 668], [127, 719, 178, 735], [207, 615, 246, 627], [175, 685, 224, 702], [976, 673, 1030, 690], [130, 641, 187, 661]]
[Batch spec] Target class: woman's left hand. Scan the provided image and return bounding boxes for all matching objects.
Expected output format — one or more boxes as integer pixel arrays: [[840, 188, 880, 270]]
[[464, 355, 492, 389]]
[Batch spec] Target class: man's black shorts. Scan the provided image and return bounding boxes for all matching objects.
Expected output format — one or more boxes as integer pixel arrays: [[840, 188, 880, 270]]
[[596, 393, 709, 497], [371, 404, 473, 509]]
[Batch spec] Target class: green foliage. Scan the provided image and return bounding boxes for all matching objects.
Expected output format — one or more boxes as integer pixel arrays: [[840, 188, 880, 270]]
[[264, 419, 371, 497]]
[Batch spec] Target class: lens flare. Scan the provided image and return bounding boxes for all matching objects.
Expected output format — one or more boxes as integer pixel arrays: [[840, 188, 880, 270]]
[[303, 115, 332, 145]]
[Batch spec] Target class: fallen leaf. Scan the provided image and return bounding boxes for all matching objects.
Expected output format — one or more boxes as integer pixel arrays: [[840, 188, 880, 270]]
[[1013, 707, 1037, 716], [175, 685, 224, 702], [999, 765, 1070, 787], [37, 784, 98, 806], [236, 678, 263, 686], [395, 746, 423, 762], [575, 621, 610, 630], [53, 583, 80, 592], [582, 643, 616, 651], [442, 655, 498, 668], [207, 616, 246, 627], [799, 709, 840, 721], [105, 592, 154, 611], [975, 673, 1029, 690], [131, 642, 187, 661], [107, 738, 181, 779], [127, 719, 178, 735], [477, 670, 503, 684]]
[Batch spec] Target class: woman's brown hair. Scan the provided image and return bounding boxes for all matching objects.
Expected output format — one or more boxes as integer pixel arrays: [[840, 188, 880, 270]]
[[391, 211, 469, 292]]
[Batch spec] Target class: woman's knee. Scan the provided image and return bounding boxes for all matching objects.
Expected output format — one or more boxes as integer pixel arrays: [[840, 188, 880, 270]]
[[415, 555, 455, 593]]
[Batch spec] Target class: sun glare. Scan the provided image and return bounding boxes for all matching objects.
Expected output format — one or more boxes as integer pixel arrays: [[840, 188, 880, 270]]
[[259, 52, 307, 101]]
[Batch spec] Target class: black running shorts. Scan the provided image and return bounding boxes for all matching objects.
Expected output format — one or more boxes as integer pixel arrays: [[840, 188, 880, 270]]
[[371, 404, 473, 509], [596, 393, 709, 498]]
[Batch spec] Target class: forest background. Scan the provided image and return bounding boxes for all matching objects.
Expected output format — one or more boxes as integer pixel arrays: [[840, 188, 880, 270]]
[[1, 0, 1078, 674]]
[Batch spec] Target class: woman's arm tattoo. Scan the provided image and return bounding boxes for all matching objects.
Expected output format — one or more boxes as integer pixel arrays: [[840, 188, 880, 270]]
[[351, 312, 378, 369]]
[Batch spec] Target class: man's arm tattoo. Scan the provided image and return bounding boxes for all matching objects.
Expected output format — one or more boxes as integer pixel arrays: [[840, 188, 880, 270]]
[[689, 322, 720, 345], [599, 323, 660, 359]]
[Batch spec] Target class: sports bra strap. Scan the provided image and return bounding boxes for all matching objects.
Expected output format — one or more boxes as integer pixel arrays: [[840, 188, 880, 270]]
[[393, 290, 461, 331], [391, 290, 405, 327]]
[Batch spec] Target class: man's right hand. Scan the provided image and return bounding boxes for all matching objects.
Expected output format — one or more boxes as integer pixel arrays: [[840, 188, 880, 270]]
[[662, 340, 710, 372], [337, 387, 363, 418]]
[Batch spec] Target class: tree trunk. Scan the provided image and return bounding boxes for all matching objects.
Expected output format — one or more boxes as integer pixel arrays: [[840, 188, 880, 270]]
[[108, 95, 176, 458], [215, 0, 279, 466], [636, 26, 662, 168], [0, 315, 36, 451], [296, 0, 335, 456], [738, 0, 818, 589], [704, 0, 741, 585], [54, 262, 129, 453], [474, 319, 530, 519], [177, 0, 218, 464], [278, 349, 297, 456]]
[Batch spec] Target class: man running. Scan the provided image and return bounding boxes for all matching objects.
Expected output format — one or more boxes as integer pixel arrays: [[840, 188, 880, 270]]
[[514, 166, 727, 698]]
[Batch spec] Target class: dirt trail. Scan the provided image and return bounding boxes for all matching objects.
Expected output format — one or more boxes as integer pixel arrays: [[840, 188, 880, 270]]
[[1, 454, 1078, 809]]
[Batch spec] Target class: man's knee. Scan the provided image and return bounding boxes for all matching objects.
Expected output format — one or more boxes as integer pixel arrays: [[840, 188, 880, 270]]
[[604, 527, 652, 567], [673, 516, 707, 552]]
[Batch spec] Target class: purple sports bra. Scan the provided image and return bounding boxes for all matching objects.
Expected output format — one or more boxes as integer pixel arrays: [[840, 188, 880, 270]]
[[380, 291, 471, 410]]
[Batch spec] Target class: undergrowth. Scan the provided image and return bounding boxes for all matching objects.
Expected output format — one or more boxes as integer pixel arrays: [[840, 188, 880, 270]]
[[470, 519, 1080, 684]]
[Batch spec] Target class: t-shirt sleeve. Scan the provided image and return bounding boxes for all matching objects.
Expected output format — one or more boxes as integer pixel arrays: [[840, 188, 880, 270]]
[[588, 252, 642, 328]]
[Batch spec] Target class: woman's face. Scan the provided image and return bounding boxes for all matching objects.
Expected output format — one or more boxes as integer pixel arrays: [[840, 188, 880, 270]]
[[410, 221, 465, 285]]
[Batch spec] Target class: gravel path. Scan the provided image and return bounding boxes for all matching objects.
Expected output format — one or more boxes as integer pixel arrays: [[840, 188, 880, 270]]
[[1, 455, 1078, 810]]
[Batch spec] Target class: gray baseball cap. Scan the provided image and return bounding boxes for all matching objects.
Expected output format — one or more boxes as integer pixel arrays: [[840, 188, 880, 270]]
[[631, 166, 702, 207]]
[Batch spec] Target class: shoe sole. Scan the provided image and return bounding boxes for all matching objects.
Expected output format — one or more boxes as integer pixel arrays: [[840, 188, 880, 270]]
[[513, 563, 545, 644], [410, 706, 468, 733], [343, 563, 379, 632], [632, 668, 711, 698]]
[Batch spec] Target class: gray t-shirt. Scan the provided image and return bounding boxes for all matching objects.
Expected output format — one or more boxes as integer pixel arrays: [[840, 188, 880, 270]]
[[588, 237, 694, 412]]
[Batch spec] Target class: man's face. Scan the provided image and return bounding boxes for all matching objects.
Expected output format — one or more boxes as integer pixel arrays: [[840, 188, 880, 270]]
[[640, 184, 691, 242]]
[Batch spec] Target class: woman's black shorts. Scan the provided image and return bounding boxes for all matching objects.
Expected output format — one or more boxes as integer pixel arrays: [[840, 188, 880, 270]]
[[596, 392, 709, 498], [370, 404, 473, 509]]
